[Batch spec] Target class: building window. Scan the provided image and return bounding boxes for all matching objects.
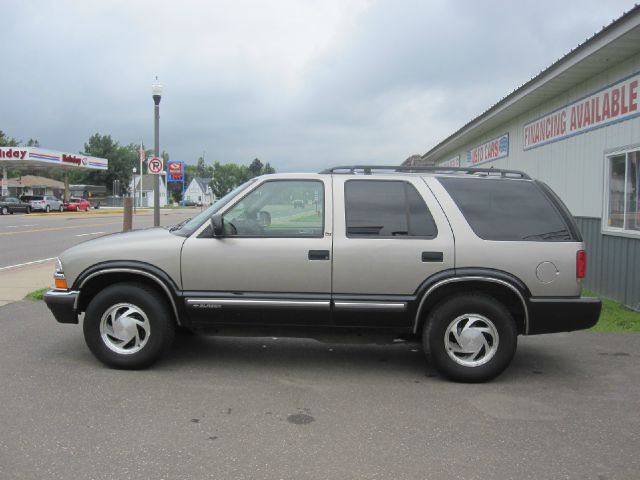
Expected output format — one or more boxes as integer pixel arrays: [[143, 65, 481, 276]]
[[605, 149, 639, 235]]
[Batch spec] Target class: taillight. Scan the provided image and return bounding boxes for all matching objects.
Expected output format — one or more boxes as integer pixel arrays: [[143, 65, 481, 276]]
[[576, 250, 586, 279]]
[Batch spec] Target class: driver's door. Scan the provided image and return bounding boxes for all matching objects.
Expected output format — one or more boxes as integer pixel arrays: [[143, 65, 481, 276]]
[[181, 177, 333, 326]]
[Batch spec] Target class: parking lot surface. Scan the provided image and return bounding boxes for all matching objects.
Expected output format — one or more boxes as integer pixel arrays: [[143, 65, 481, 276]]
[[0, 300, 638, 480]]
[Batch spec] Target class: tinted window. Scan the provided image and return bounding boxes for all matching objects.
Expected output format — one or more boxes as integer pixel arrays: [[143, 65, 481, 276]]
[[345, 180, 437, 237], [439, 177, 572, 241]]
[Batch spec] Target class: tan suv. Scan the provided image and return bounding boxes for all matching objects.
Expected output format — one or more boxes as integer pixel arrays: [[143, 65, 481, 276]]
[[44, 166, 601, 382]]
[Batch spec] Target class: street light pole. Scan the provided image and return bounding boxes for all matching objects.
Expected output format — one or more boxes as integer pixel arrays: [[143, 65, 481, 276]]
[[152, 76, 163, 227]]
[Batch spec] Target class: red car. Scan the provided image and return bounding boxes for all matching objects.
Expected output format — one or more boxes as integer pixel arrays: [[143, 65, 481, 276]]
[[64, 197, 91, 212]]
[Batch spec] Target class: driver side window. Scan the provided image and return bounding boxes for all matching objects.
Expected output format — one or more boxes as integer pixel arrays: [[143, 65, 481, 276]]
[[223, 180, 324, 237]]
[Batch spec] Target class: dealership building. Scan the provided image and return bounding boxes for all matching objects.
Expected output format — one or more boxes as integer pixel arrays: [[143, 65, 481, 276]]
[[410, 6, 640, 309]]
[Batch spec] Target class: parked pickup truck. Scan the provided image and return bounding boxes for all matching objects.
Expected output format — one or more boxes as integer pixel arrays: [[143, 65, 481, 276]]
[[44, 166, 601, 382]]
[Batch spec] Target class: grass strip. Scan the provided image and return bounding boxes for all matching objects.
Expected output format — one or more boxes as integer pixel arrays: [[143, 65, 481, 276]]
[[25, 288, 48, 301], [584, 290, 640, 332]]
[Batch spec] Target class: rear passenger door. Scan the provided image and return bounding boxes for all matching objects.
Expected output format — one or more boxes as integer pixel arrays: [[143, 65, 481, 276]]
[[331, 177, 454, 327]]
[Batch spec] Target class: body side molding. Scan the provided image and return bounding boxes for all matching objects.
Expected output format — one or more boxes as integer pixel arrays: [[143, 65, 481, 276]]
[[186, 298, 330, 309]]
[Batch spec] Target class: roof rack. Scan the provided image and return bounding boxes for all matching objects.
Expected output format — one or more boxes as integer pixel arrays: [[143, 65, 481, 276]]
[[319, 165, 531, 179]]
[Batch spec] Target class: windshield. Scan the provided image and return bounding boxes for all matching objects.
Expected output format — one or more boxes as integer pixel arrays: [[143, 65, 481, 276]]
[[170, 179, 258, 236]]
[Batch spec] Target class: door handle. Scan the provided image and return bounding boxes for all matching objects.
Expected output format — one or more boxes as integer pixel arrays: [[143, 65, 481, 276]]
[[308, 250, 330, 260], [422, 251, 443, 262]]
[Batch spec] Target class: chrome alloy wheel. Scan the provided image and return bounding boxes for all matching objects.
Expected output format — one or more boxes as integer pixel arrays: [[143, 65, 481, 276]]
[[444, 314, 499, 367], [100, 303, 150, 355]]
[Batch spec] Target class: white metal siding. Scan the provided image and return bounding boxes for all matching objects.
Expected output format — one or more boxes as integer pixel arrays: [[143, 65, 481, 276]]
[[436, 51, 640, 219]]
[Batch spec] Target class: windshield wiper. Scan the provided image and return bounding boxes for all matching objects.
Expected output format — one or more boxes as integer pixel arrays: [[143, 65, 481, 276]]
[[169, 218, 191, 232]]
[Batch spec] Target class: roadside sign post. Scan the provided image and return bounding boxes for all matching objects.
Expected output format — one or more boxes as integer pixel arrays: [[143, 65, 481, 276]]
[[148, 156, 163, 223]]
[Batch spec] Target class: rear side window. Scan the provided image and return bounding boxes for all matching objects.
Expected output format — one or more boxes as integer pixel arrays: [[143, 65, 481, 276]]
[[345, 180, 437, 238], [439, 177, 574, 241]]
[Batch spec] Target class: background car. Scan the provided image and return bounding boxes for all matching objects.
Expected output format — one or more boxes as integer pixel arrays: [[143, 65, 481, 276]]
[[64, 197, 91, 212], [27, 195, 64, 213], [0, 197, 31, 215]]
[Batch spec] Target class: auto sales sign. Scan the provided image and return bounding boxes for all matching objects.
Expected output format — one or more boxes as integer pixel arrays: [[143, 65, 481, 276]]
[[466, 134, 509, 166], [523, 72, 639, 150]]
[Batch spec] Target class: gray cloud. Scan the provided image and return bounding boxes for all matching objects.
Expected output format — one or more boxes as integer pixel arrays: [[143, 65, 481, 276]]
[[0, 0, 635, 172]]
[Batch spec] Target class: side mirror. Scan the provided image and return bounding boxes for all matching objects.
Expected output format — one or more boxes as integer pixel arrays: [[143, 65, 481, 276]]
[[210, 213, 224, 236]]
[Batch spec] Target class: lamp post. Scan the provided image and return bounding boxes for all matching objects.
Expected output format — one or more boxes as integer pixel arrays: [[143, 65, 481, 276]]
[[152, 76, 163, 227]]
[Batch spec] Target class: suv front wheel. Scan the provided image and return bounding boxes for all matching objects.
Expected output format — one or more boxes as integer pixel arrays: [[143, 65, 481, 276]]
[[423, 293, 517, 383], [83, 283, 175, 369]]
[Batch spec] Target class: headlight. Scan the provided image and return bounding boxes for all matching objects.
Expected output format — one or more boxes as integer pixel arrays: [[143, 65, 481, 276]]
[[55, 257, 64, 275]]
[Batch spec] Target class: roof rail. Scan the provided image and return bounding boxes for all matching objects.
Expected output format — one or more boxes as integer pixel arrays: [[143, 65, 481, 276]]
[[319, 165, 531, 179]]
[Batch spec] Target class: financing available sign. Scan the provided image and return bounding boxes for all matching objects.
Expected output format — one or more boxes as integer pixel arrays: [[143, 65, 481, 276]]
[[523, 72, 639, 150], [466, 134, 509, 166]]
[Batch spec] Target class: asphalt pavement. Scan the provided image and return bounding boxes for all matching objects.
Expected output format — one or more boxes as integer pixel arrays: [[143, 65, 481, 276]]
[[0, 209, 196, 269], [0, 300, 638, 480]]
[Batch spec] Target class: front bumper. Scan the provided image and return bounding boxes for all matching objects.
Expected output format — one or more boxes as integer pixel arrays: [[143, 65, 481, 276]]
[[527, 297, 602, 335], [44, 289, 79, 324]]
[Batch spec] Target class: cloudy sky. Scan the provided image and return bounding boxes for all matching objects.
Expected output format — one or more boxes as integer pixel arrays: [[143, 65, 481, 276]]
[[1, 0, 636, 171]]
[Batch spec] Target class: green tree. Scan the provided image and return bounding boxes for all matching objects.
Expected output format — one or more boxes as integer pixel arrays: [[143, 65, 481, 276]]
[[81, 134, 138, 194], [263, 162, 276, 174], [209, 159, 277, 197], [210, 162, 250, 197], [0, 130, 19, 147], [196, 156, 207, 177], [248, 158, 263, 178]]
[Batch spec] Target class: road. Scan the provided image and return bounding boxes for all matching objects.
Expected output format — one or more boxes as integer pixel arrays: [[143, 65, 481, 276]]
[[0, 300, 639, 479], [0, 209, 196, 269]]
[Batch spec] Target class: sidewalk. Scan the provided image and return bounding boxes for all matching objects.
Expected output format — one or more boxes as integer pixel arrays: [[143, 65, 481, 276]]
[[0, 260, 54, 307]]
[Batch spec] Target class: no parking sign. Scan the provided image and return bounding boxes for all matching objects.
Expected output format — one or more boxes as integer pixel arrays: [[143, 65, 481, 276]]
[[148, 156, 163, 174]]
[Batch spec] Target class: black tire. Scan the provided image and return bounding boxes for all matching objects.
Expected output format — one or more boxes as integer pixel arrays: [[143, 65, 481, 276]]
[[1, 206, 7, 215], [83, 283, 175, 369], [423, 293, 517, 383], [26, 206, 31, 214], [45, 205, 50, 213]]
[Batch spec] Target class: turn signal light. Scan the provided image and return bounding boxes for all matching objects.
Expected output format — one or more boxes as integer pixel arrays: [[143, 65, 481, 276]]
[[55, 278, 68, 289], [576, 250, 586, 279]]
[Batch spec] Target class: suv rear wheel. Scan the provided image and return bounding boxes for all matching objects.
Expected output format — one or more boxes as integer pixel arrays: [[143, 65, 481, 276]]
[[423, 293, 517, 383], [83, 283, 175, 369]]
